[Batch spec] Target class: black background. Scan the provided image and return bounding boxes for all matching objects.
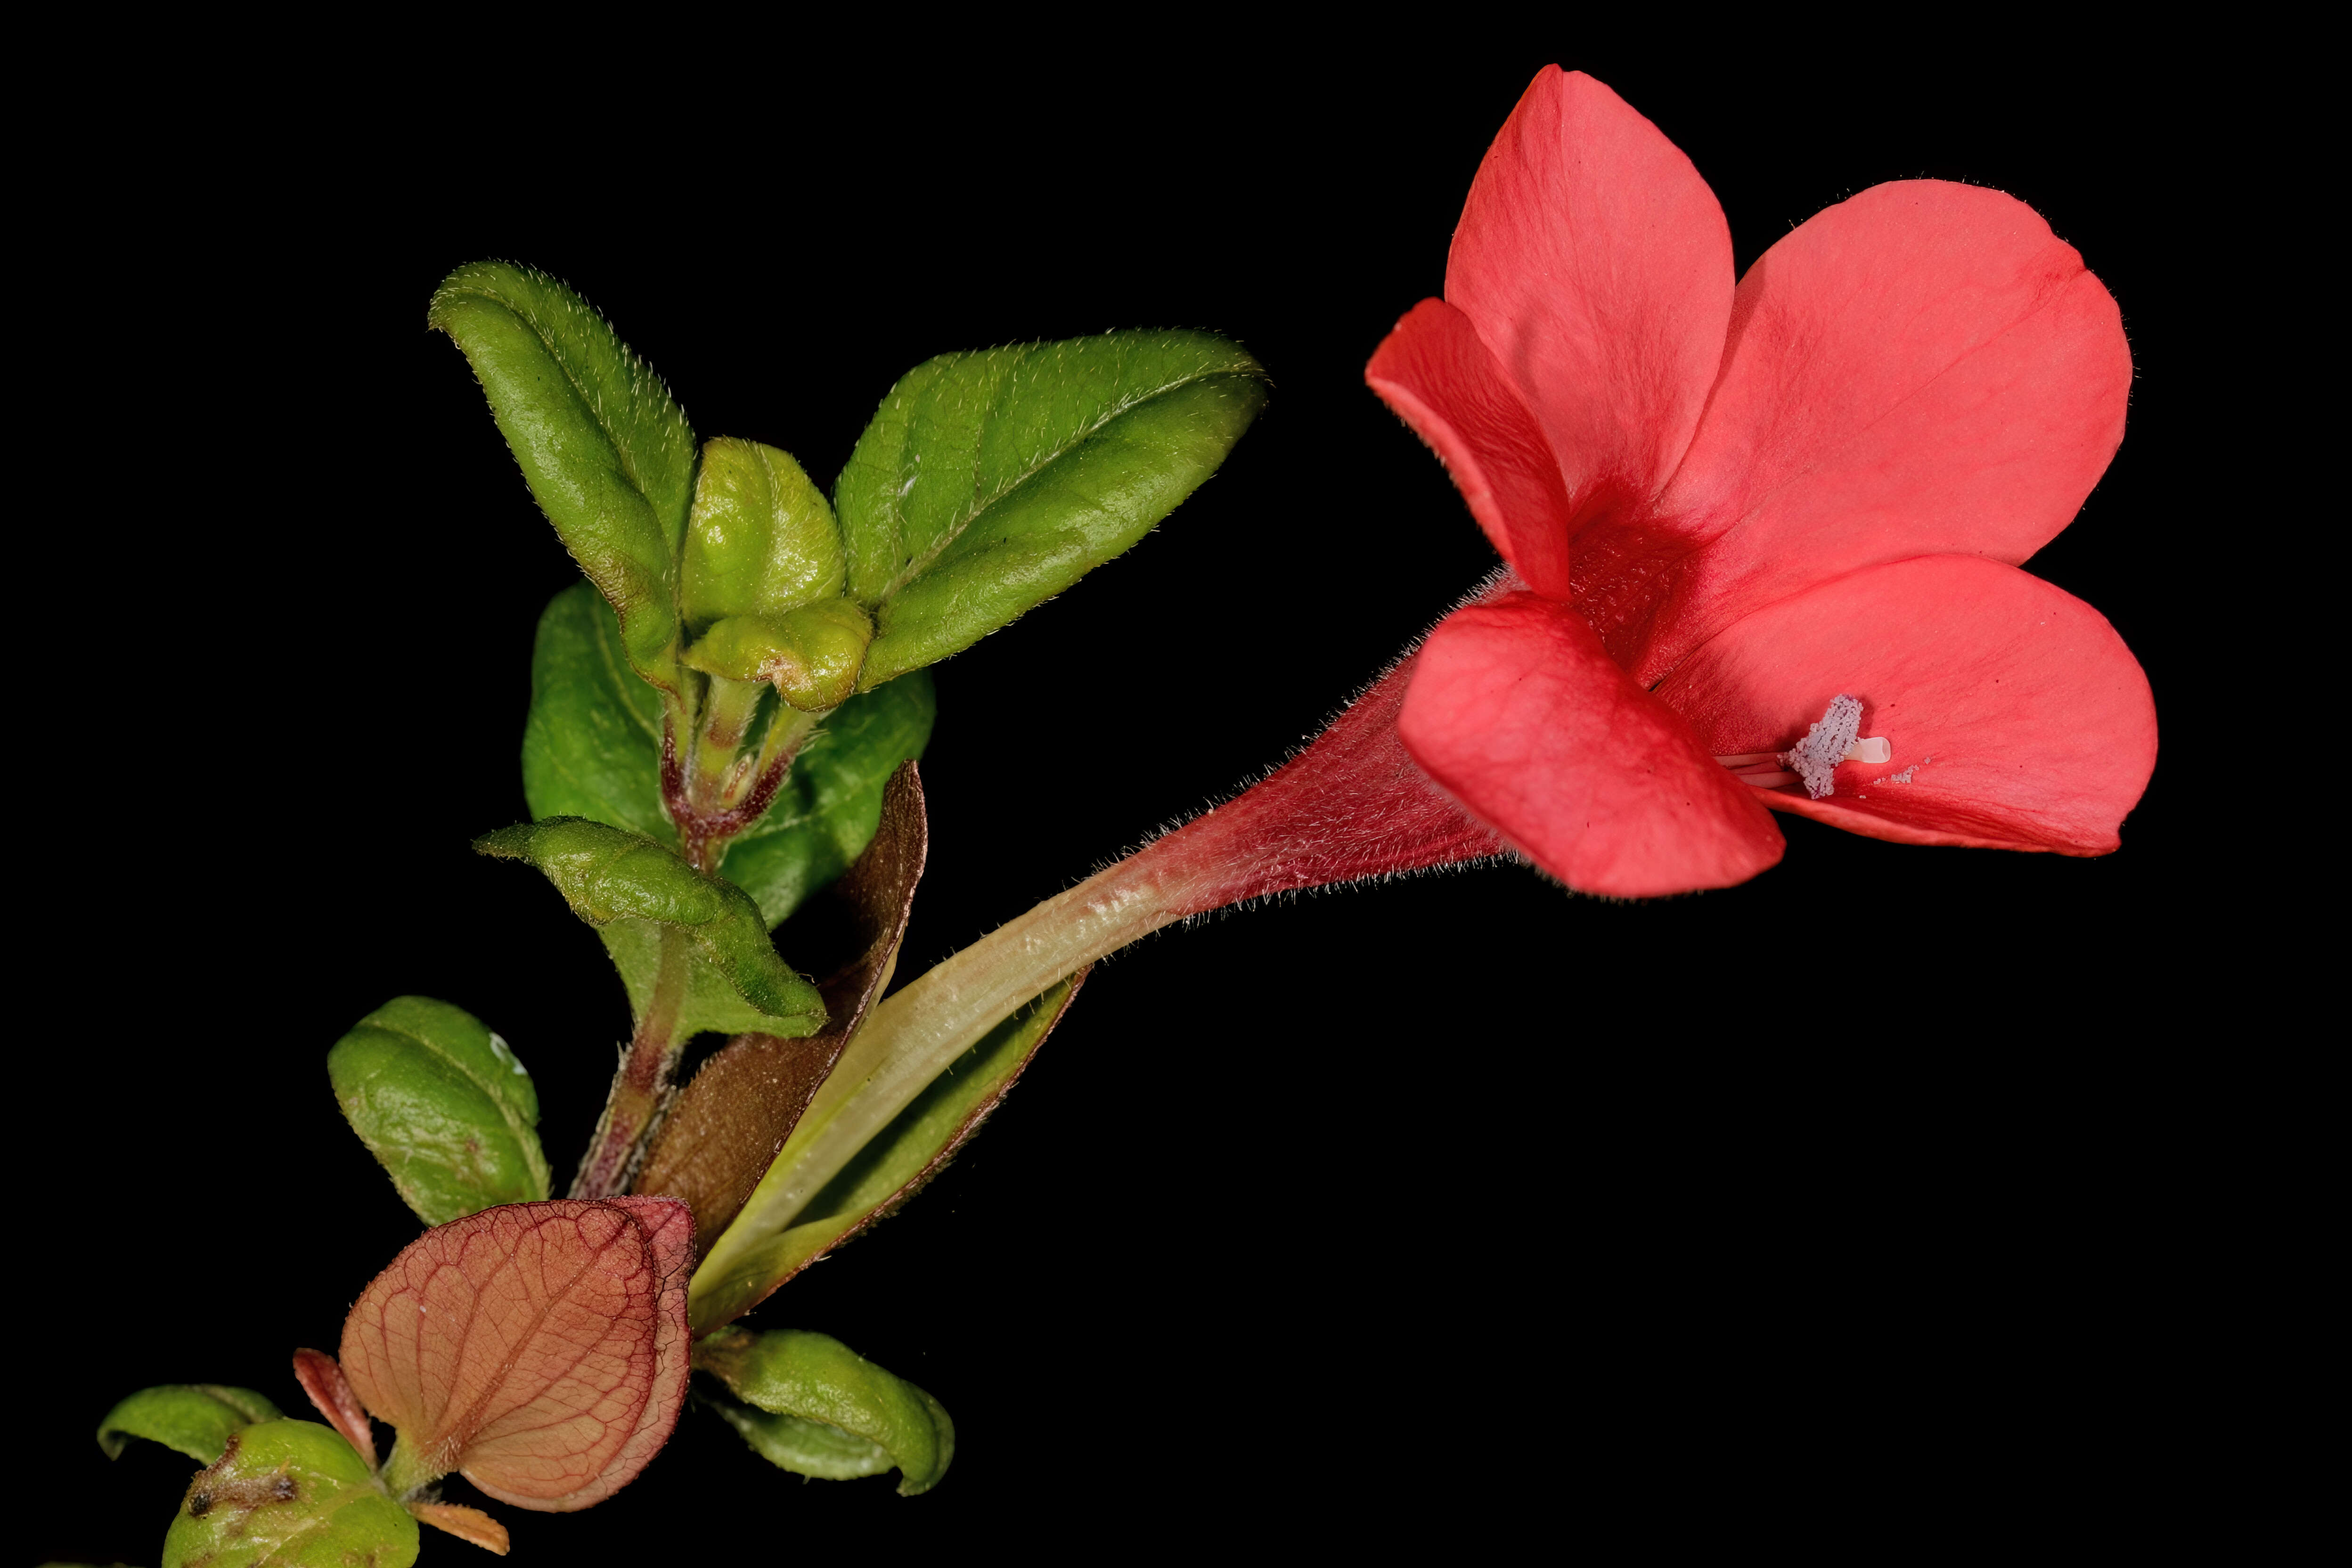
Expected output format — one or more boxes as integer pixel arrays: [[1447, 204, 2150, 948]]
[[33, 38, 2243, 1563]]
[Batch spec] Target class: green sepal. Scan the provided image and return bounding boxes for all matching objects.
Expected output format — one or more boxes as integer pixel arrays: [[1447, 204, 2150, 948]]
[[98, 1385, 282, 1463], [690, 975, 1079, 1334], [680, 437, 844, 631], [697, 1328, 954, 1496], [429, 261, 695, 692], [835, 330, 1267, 687], [683, 601, 874, 710], [474, 819, 825, 1038], [327, 996, 551, 1225], [524, 582, 935, 926], [161, 1420, 417, 1568]]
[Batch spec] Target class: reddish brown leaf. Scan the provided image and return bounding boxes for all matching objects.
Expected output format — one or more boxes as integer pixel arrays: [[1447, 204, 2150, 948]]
[[339, 1197, 692, 1512], [410, 1501, 511, 1554], [637, 761, 927, 1244], [291, 1347, 376, 1468]]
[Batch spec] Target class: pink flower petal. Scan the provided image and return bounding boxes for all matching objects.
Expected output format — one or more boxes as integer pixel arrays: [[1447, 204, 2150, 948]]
[[1366, 299, 1574, 598], [1655, 555, 2156, 853], [1397, 592, 1783, 897], [1446, 68, 1732, 534], [340, 1197, 693, 1513], [1622, 181, 2131, 685]]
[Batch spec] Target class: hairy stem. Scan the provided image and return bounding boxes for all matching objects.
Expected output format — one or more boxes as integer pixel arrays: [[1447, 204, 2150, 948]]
[[571, 924, 691, 1199]]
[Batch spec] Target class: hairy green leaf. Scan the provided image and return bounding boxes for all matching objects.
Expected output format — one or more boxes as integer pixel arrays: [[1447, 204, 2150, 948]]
[[523, 582, 935, 925], [836, 331, 1267, 686], [475, 819, 825, 1038], [162, 1420, 416, 1568], [429, 261, 695, 691], [697, 1329, 953, 1495], [691, 975, 1081, 1334], [327, 996, 550, 1225], [680, 437, 843, 632], [98, 1385, 281, 1464]]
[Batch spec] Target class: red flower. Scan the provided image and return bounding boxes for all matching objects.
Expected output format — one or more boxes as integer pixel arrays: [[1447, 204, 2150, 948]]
[[1365, 67, 2156, 897]]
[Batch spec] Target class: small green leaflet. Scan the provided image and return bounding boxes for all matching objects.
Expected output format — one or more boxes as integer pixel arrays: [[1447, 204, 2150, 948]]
[[697, 1327, 954, 1495], [475, 819, 825, 1039], [98, 1385, 282, 1464], [327, 996, 551, 1225]]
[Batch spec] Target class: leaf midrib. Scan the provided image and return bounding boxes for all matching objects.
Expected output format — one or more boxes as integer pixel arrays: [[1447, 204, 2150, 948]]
[[874, 356, 1246, 604]]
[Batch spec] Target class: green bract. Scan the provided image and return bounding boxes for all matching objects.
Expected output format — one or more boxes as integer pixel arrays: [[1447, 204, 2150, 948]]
[[698, 1328, 954, 1495], [692, 975, 1080, 1333], [327, 996, 551, 1225], [429, 262, 696, 692], [523, 582, 934, 926], [836, 330, 1269, 687], [161, 1420, 417, 1568], [475, 818, 825, 1038], [98, 1385, 281, 1464]]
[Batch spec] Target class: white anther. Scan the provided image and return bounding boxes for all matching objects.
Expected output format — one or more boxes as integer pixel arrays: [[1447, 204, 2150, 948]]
[[1844, 736, 1891, 765]]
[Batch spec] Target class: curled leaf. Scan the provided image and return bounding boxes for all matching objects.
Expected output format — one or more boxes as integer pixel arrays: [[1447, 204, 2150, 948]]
[[639, 762, 926, 1246], [98, 1385, 281, 1463], [683, 600, 874, 711], [678, 437, 844, 631], [429, 262, 695, 691], [835, 329, 1268, 687], [327, 997, 550, 1225], [697, 1327, 954, 1495], [161, 1420, 417, 1568], [339, 1198, 692, 1513], [474, 819, 825, 1038], [692, 972, 1084, 1335]]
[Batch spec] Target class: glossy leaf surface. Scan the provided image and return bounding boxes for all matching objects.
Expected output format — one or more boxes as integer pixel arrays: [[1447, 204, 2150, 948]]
[[679, 437, 843, 631], [523, 582, 935, 925], [98, 1385, 281, 1463], [429, 262, 695, 691], [639, 763, 926, 1246], [835, 331, 1267, 686], [341, 1199, 692, 1513], [475, 819, 825, 1039], [327, 996, 550, 1225], [692, 973, 1083, 1334], [697, 1328, 954, 1495], [161, 1421, 416, 1568]]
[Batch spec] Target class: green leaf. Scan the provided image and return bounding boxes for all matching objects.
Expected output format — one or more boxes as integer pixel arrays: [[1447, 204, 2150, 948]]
[[691, 974, 1082, 1335], [679, 437, 844, 632], [522, 582, 936, 926], [836, 330, 1267, 687], [697, 1329, 954, 1495], [327, 997, 551, 1225], [98, 1386, 282, 1463], [429, 261, 696, 691], [475, 819, 825, 1038], [161, 1420, 417, 1568]]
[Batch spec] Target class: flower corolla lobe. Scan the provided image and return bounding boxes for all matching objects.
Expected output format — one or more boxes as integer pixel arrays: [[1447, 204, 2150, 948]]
[[1368, 66, 2155, 894]]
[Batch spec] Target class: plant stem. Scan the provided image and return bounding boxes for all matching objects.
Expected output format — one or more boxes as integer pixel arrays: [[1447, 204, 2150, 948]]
[[702, 840, 1204, 1257], [379, 1433, 444, 1499], [571, 924, 691, 1200]]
